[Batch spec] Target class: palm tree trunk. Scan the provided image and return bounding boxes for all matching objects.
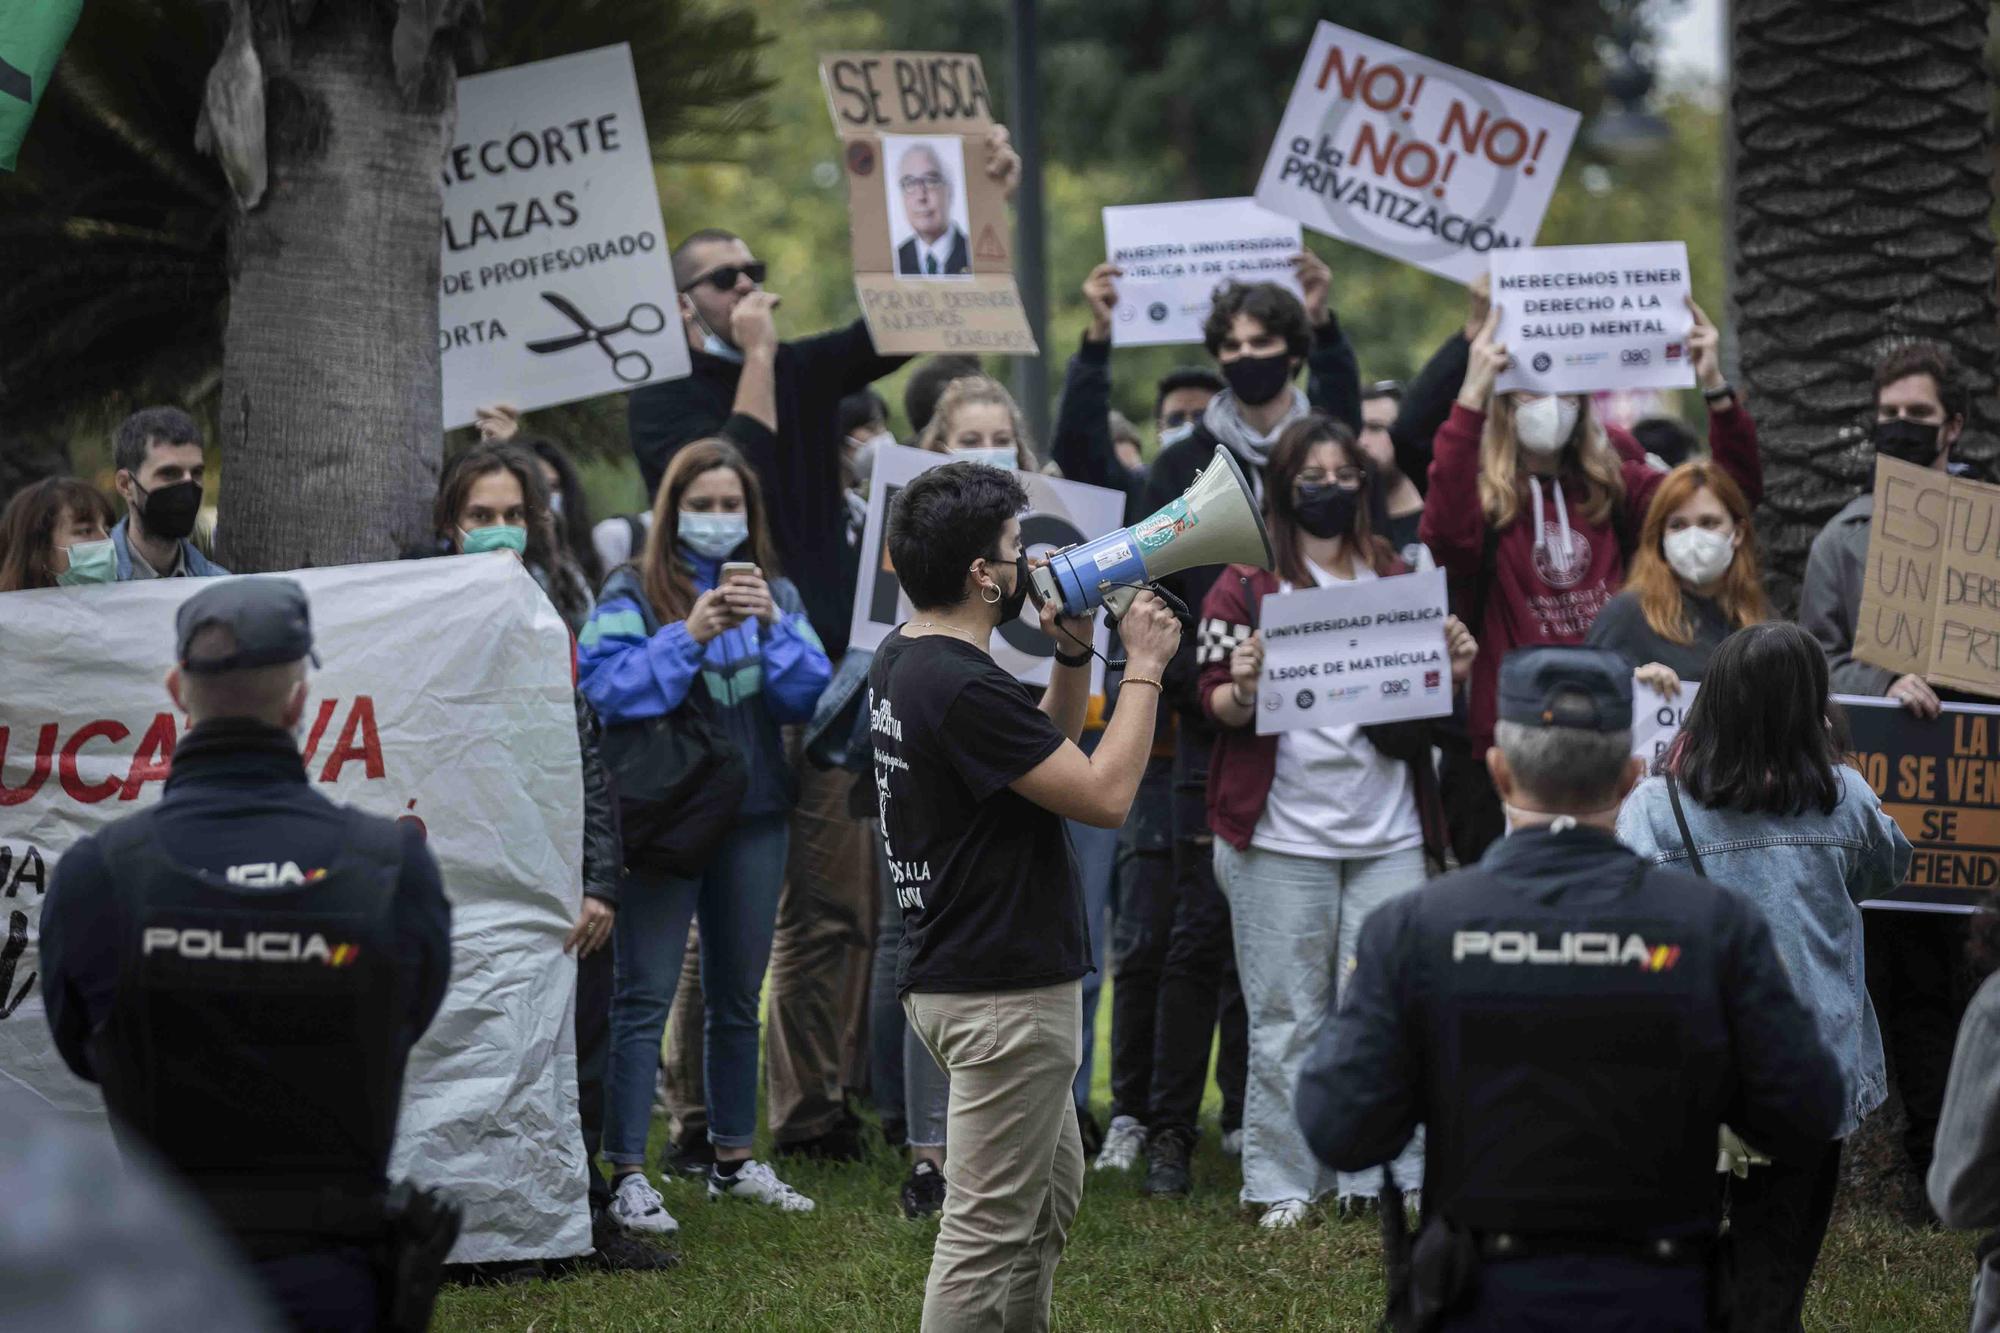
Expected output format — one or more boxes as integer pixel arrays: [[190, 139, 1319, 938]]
[[216, 3, 450, 572], [1731, 0, 1999, 612]]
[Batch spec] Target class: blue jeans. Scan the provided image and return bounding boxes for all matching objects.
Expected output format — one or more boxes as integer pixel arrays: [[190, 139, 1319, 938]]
[[1065, 816, 1118, 1108], [868, 825, 950, 1149], [603, 815, 789, 1161]]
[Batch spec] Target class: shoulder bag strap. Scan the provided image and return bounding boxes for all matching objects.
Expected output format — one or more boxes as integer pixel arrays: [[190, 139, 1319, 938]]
[[1665, 774, 1707, 878]]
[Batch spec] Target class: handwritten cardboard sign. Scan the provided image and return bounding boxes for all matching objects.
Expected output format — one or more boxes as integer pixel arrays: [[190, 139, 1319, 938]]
[[1493, 242, 1696, 394], [1855, 458, 2000, 699], [438, 44, 688, 429], [820, 51, 1037, 355], [1842, 695, 2000, 911], [1101, 199, 1303, 347], [1254, 22, 1579, 285]]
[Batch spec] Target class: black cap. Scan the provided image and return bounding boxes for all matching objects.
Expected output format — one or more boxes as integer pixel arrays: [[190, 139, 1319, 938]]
[[1496, 647, 1632, 732], [176, 578, 321, 675]]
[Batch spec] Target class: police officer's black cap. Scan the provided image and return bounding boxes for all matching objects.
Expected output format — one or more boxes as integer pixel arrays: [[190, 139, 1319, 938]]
[[1496, 647, 1632, 732], [176, 578, 322, 674]]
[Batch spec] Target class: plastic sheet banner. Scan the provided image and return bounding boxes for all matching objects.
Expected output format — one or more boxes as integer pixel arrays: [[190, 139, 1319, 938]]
[[0, 557, 589, 1262]]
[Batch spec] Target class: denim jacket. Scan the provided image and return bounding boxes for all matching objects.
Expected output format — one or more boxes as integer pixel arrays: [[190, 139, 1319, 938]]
[[1617, 767, 1912, 1139]]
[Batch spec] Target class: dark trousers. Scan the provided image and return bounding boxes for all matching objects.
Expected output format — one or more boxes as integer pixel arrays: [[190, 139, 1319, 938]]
[[1438, 742, 1504, 867], [255, 1250, 381, 1333], [1864, 909, 1970, 1176], [1445, 1254, 1706, 1331], [576, 936, 613, 1214], [1723, 1140, 1841, 1333], [1110, 844, 1175, 1123]]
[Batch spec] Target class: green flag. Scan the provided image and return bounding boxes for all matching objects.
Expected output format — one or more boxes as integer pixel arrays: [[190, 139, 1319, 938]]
[[0, 0, 84, 171]]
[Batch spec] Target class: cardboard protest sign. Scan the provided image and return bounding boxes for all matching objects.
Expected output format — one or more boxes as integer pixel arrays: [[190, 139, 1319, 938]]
[[1255, 568, 1452, 734], [1631, 676, 1697, 772], [1255, 22, 1579, 284], [851, 445, 1122, 690], [1493, 242, 1696, 394], [0, 558, 590, 1262], [820, 51, 1037, 354], [1840, 695, 2000, 911], [1101, 199, 1303, 347], [1854, 458, 2000, 698], [439, 43, 688, 430]]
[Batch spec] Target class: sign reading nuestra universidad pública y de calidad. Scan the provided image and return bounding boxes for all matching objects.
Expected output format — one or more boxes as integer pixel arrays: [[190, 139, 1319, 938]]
[[1100, 198, 1303, 348], [1256, 568, 1452, 735], [1492, 241, 1696, 395]]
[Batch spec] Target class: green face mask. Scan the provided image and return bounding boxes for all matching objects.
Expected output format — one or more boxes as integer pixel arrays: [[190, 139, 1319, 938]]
[[55, 537, 116, 586], [461, 524, 528, 556]]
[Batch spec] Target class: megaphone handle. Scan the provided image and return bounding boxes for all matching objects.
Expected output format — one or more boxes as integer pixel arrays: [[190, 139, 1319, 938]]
[[1101, 583, 1140, 621]]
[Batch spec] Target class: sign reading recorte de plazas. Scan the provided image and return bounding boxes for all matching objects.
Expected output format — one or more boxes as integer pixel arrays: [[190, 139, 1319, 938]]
[[1256, 568, 1452, 734], [1493, 241, 1696, 395], [1254, 22, 1579, 284]]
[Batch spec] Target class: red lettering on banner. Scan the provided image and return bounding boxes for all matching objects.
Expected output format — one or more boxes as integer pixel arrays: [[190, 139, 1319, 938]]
[[320, 696, 385, 782], [0, 724, 57, 806], [1316, 45, 1366, 99], [300, 698, 339, 771], [59, 720, 129, 803], [118, 712, 180, 801]]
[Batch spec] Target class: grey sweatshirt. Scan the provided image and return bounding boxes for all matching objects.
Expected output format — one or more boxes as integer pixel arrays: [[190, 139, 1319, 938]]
[[1930, 970, 2000, 1332]]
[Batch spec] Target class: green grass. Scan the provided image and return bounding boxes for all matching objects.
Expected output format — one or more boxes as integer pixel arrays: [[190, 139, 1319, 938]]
[[434, 985, 1977, 1332]]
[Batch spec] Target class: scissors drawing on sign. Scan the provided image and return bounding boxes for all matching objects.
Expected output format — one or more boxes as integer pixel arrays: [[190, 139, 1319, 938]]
[[525, 292, 667, 383]]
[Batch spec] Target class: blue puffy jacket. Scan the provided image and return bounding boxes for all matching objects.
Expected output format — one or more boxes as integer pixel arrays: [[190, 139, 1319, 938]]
[[578, 552, 830, 817]]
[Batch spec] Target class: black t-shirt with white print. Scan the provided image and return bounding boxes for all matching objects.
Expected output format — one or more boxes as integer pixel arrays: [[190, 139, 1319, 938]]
[[869, 630, 1089, 996]]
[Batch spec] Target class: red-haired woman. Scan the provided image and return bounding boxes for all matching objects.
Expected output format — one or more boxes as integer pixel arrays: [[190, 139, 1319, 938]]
[[1586, 460, 1772, 695]]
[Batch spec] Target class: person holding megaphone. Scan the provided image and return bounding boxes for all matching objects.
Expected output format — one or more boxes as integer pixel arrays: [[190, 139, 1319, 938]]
[[1199, 414, 1477, 1229], [869, 461, 1182, 1332]]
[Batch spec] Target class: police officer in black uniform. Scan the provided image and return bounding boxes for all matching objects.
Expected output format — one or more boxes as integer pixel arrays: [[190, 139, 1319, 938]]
[[40, 578, 454, 1333], [1296, 647, 1846, 1332]]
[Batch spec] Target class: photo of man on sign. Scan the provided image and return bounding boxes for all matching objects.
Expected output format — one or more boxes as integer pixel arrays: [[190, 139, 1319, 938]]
[[887, 134, 972, 278]]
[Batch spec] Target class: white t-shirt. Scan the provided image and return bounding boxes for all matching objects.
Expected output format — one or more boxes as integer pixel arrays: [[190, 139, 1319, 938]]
[[1250, 557, 1425, 861]]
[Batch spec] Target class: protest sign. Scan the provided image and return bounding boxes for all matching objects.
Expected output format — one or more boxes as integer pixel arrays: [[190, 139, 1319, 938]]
[[820, 51, 1037, 355], [1255, 568, 1451, 734], [1492, 242, 1696, 395], [1840, 695, 2000, 911], [0, 558, 590, 1263], [439, 43, 688, 430], [1631, 676, 1697, 772], [1254, 22, 1579, 284], [850, 445, 1122, 690], [1101, 199, 1303, 347], [1853, 458, 2000, 698]]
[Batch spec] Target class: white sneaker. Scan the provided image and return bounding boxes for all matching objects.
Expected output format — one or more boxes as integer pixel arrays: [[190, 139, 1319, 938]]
[[1259, 1199, 1310, 1230], [709, 1160, 816, 1213], [1220, 1129, 1244, 1158], [609, 1173, 681, 1235], [1095, 1116, 1148, 1171]]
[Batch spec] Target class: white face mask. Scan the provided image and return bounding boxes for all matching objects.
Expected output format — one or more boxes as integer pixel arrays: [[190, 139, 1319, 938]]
[[1662, 525, 1736, 587], [1514, 395, 1580, 455], [851, 430, 893, 483], [955, 446, 1017, 471], [1158, 420, 1197, 450]]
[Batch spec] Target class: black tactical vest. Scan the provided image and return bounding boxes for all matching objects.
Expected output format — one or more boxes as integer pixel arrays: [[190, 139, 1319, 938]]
[[1409, 854, 1732, 1239], [89, 806, 409, 1245]]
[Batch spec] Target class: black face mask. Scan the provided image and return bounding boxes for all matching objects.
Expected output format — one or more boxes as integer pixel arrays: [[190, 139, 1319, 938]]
[[1873, 417, 1943, 468], [134, 479, 202, 542], [1221, 351, 1295, 407], [1293, 484, 1360, 539], [993, 554, 1030, 624]]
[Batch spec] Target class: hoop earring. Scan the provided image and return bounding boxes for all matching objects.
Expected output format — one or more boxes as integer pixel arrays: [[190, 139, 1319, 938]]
[[981, 584, 1001, 605]]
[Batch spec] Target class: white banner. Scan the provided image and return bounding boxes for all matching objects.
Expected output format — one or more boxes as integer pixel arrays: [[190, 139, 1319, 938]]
[[1631, 675, 1697, 772], [0, 557, 589, 1263], [1256, 568, 1452, 734], [1101, 199, 1303, 347], [851, 445, 1124, 691], [1254, 22, 1579, 284], [1494, 242, 1696, 395], [440, 43, 689, 430]]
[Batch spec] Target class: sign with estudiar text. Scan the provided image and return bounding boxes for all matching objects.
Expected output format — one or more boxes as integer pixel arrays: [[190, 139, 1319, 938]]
[[1101, 199, 1303, 347], [1853, 457, 2000, 699], [1256, 568, 1452, 734], [438, 43, 689, 430], [1493, 242, 1696, 395], [1254, 22, 1579, 285]]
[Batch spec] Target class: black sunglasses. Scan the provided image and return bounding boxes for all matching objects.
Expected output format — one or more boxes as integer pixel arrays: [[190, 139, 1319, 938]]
[[682, 261, 767, 293]]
